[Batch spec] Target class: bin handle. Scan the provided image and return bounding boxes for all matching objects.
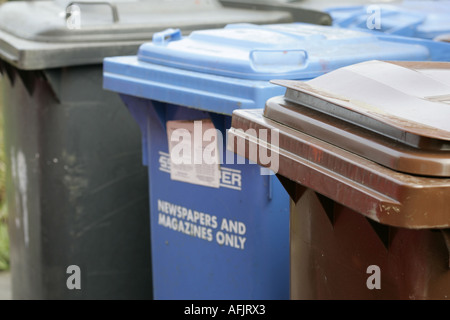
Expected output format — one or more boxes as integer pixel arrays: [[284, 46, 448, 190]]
[[249, 49, 309, 73], [152, 28, 182, 45], [65, 1, 120, 24]]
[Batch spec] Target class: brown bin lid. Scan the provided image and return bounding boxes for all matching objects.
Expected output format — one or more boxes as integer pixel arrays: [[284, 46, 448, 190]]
[[266, 60, 450, 177], [227, 60, 450, 228], [228, 108, 450, 229]]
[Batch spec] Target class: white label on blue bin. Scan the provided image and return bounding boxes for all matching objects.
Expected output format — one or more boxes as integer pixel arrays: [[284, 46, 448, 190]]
[[167, 119, 221, 188], [219, 167, 242, 191], [159, 154, 242, 191], [157, 199, 247, 250]]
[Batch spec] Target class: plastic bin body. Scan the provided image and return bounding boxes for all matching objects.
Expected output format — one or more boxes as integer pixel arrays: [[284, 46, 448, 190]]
[[1, 63, 152, 300], [103, 23, 449, 299], [119, 96, 290, 299], [290, 190, 450, 299], [326, 1, 450, 40], [106, 54, 292, 300], [0, 0, 292, 300], [227, 60, 450, 300]]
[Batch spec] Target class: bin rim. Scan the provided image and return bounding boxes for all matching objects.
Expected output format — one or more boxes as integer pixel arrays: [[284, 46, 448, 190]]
[[228, 107, 450, 229]]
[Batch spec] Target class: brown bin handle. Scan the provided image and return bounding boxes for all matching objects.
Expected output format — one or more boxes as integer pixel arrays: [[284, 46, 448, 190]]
[[65, 1, 120, 24]]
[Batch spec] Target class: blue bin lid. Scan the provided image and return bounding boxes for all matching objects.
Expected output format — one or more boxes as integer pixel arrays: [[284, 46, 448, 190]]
[[104, 23, 450, 115], [326, 1, 450, 40], [137, 22, 443, 81]]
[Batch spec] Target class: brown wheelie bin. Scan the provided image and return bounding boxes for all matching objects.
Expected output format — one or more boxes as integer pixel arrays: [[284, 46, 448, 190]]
[[228, 60, 450, 300]]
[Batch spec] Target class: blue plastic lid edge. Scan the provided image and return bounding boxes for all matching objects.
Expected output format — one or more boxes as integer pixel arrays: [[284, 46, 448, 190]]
[[103, 57, 286, 115]]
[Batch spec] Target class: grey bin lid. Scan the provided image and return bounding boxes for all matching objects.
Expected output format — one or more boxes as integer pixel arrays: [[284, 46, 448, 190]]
[[218, 0, 334, 25], [0, 0, 293, 70], [219, 0, 403, 19]]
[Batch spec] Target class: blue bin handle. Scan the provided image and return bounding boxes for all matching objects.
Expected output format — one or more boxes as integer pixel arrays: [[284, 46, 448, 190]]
[[153, 28, 182, 46], [249, 49, 309, 74]]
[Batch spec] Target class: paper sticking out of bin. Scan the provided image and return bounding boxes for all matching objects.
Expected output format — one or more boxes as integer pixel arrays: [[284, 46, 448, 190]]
[[273, 60, 450, 154], [227, 60, 450, 299], [0, 0, 293, 70], [326, 0, 450, 40]]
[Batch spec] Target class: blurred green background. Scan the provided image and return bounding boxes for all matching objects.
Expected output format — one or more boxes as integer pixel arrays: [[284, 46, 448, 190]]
[[0, 0, 9, 272]]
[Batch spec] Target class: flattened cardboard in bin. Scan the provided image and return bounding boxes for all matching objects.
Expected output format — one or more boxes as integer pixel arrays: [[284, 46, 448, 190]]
[[0, 0, 292, 70], [265, 61, 450, 176], [263, 94, 450, 177], [270, 61, 450, 148]]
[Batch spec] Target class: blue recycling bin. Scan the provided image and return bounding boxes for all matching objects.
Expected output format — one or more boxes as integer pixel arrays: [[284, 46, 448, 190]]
[[326, 1, 450, 40], [103, 23, 450, 300]]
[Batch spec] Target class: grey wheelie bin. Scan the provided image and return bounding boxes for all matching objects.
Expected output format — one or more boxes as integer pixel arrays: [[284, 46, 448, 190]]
[[0, 0, 293, 300], [228, 60, 450, 299]]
